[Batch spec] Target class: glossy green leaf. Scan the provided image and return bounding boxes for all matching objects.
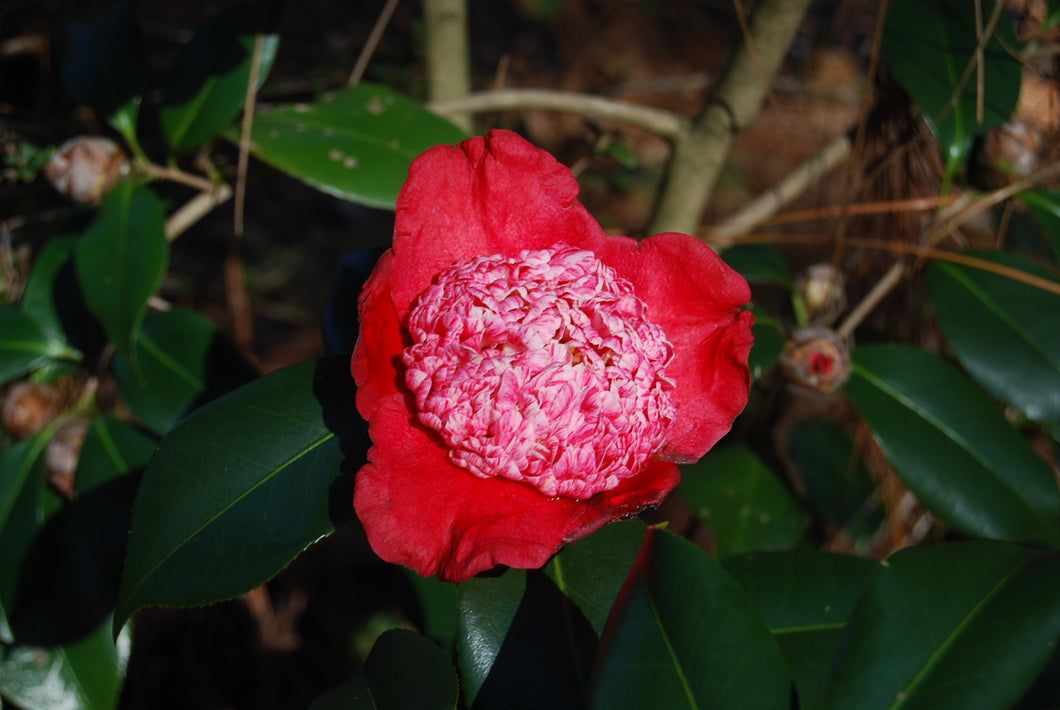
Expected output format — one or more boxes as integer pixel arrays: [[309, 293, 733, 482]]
[[309, 630, 457, 710], [458, 569, 595, 709], [722, 550, 878, 710], [883, 0, 1021, 177], [678, 443, 809, 557], [0, 306, 74, 385], [749, 304, 785, 381], [720, 244, 792, 287], [113, 308, 256, 435], [1020, 189, 1060, 261], [115, 356, 365, 631], [161, 1, 280, 153], [829, 542, 1060, 710], [20, 236, 79, 350], [404, 571, 459, 652], [590, 528, 790, 709], [236, 84, 466, 208], [74, 182, 168, 354], [60, 5, 144, 146], [929, 253, 1060, 427], [788, 419, 885, 551], [846, 344, 1060, 544], [75, 416, 157, 494], [545, 519, 647, 636], [0, 620, 132, 710]]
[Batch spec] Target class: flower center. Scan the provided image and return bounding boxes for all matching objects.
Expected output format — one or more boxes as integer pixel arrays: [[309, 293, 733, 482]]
[[402, 244, 676, 500]]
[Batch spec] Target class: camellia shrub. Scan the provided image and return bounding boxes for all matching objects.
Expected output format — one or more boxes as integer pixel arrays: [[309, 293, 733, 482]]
[[2, 1, 1060, 709]]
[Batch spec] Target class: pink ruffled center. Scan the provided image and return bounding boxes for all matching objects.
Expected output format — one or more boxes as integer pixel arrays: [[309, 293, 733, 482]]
[[403, 244, 676, 500]]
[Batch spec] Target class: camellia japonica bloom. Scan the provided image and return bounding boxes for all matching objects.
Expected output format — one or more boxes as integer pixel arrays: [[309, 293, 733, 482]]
[[351, 130, 753, 582]]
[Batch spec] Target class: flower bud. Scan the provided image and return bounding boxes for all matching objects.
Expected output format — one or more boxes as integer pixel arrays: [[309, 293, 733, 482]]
[[2, 382, 58, 438], [45, 136, 129, 205], [46, 417, 91, 500], [983, 122, 1041, 179], [795, 263, 845, 325], [779, 326, 851, 394]]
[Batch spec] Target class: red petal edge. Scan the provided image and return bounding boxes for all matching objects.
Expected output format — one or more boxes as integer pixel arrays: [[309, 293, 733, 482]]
[[354, 395, 680, 582]]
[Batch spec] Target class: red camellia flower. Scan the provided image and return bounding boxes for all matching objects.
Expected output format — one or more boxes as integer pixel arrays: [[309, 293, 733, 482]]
[[351, 130, 753, 582]]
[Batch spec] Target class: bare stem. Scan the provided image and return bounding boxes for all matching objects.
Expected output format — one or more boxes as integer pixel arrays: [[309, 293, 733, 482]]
[[429, 89, 689, 139], [422, 0, 472, 132], [648, 0, 815, 236], [349, 0, 400, 86]]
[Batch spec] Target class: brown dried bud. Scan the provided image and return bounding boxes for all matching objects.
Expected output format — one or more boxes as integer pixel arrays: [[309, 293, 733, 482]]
[[983, 122, 1041, 180], [795, 263, 845, 325], [2, 382, 58, 438], [46, 417, 91, 500], [779, 326, 851, 395], [45, 136, 129, 205]]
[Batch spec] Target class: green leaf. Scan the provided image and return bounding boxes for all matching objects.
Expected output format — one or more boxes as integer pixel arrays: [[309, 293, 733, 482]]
[[235, 84, 467, 208], [0, 620, 132, 710], [1021, 189, 1060, 262], [788, 419, 885, 551], [0, 434, 50, 538], [309, 630, 458, 710], [114, 356, 365, 631], [722, 550, 878, 710], [458, 569, 596, 710], [748, 304, 785, 381], [545, 519, 647, 636], [75, 416, 157, 494], [60, 5, 144, 147], [161, 1, 280, 153], [20, 237, 79, 350], [929, 253, 1060, 427], [0, 306, 73, 385], [590, 528, 791, 709], [829, 542, 1060, 710], [113, 308, 257, 435], [678, 444, 809, 558], [74, 181, 168, 355], [720, 244, 792, 287], [883, 0, 1021, 179], [404, 571, 459, 652], [846, 344, 1060, 544]]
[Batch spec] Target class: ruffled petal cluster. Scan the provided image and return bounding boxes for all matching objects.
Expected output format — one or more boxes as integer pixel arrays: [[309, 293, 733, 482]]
[[351, 130, 753, 582]]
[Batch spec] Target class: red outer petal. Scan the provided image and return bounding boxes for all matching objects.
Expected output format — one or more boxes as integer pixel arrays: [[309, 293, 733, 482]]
[[354, 394, 681, 582], [593, 232, 754, 460], [387, 130, 607, 319], [350, 251, 409, 420]]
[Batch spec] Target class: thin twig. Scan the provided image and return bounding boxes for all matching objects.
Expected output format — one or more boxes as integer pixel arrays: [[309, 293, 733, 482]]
[[235, 33, 265, 237], [141, 163, 217, 192], [429, 88, 690, 139], [165, 184, 233, 242], [349, 0, 400, 86], [708, 133, 852, 238]]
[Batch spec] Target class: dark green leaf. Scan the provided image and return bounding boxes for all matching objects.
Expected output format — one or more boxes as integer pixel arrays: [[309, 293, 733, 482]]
[[1020, 189, 1060, 262], [846, 344, 1060, 544], [829, 542, 1060, 710], [20, 237, 79, 350], [75, 416, 157, 494], [590, 528, 791, 709], [788, 419, 885, 551], [720, 244, 792, 287], [749, 304, 785, 381], [545, 519, 647, 636], [161, 2, 280, 153], [114, 356, 366, 631], [722, 550, 878, 710], [0, 621, 132, 710], [60, 5, 144, 145], [678, 444, 809, 557], [113, 308, 257, 435], [404, 570, 459, 652], [883, 0, 1021, 177], [365, 629, 458, 709], [236, 84, 466, 208], [458, 569, 596, 710], [930, 253, 1060, 427], [0, 434, 50, 539], [308, 676, 372, 710], [74, 182, 168, 355], [0, 306, 75, 386]]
